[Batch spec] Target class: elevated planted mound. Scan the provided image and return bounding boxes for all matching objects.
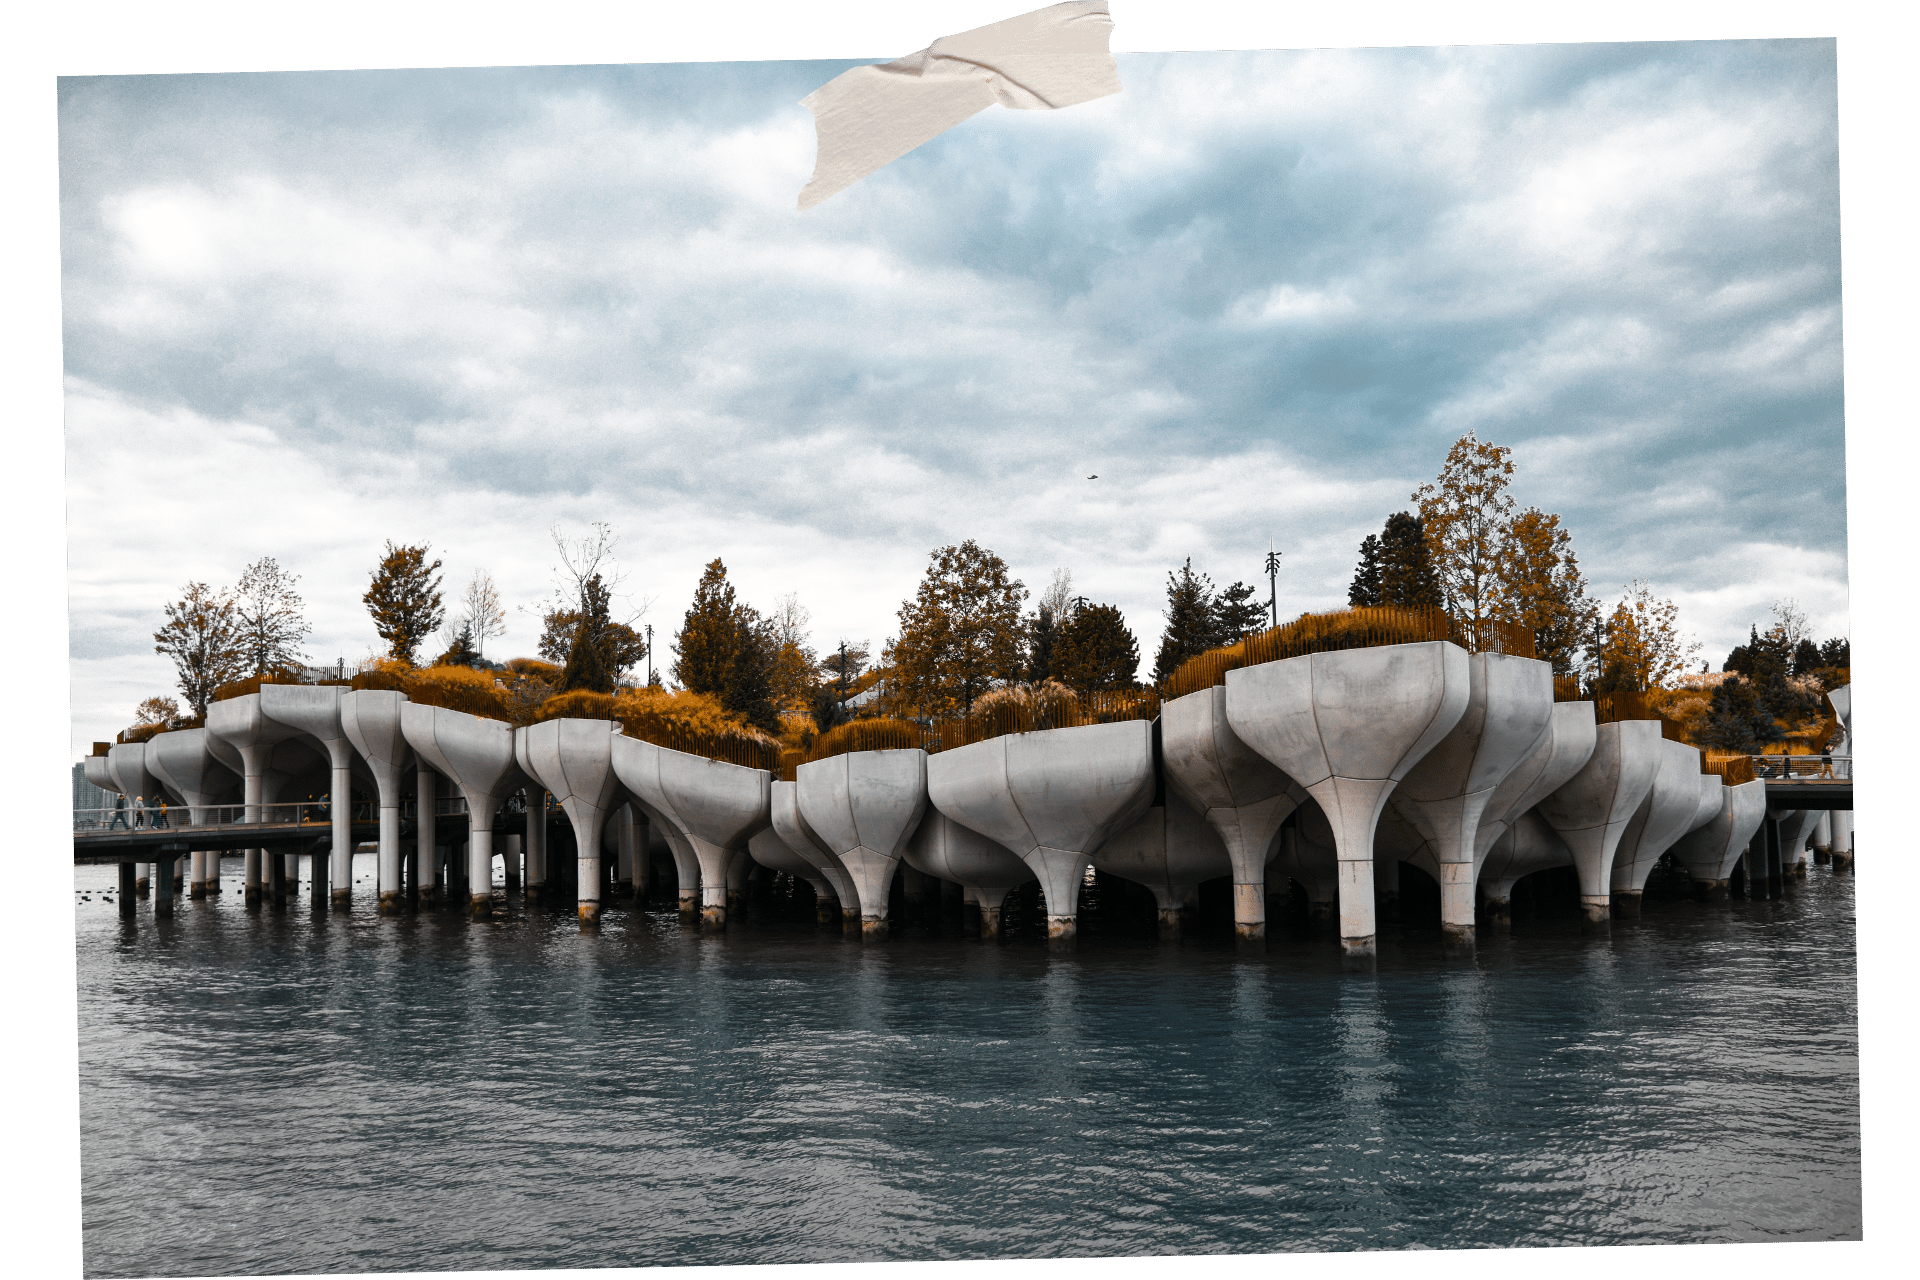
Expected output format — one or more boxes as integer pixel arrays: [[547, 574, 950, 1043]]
[[1161, 605, 1534, 700], [537, 688, 778, 771]]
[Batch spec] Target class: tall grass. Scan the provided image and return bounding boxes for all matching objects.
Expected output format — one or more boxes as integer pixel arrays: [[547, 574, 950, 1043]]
[[1161, 605, 1535, 700]]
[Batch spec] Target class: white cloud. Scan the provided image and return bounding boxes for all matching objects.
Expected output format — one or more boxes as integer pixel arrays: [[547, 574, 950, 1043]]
[[61, 42, 1848, 754]]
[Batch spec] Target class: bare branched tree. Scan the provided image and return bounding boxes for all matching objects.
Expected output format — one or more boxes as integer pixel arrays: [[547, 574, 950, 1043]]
[[236, 556, 311, 676]]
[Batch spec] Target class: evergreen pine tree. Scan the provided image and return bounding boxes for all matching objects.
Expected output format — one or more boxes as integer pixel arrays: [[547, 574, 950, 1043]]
[[1053, 603, 1142, 691], [1378, 512, 1442, 608], [1211, 581, 1267, 643], [1028, 602, 1058, 683], [672, 558, 740, 696], [1349, 534, 1384, 607], [1152, 558, 1218, 685]]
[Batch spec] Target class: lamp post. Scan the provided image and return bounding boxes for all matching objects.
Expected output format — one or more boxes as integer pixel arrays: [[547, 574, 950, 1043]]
[[645, 623, 654, 687], [1264, 541, 1282, 630]]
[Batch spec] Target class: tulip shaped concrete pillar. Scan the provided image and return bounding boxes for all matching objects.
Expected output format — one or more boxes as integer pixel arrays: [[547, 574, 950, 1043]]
[[747, 828, 840, 920], [1388, 652, 1556, 950], [1812, 811, 1832, 864], [403, 704, 520, 918], [1784, 808, 1822, 879], [1093, 792, 1231, 938], [614, 736, 771, 932], [904, 807, 1036, 940], [207, 695, 309, 909], [146, 728, 241, 900], [520, 719, 624, 928], [795, 749, 928, 940], [513, 729, 553, 903], [660, 825, 701, 917], [1669, 779, 1767, 899], [1477, 810, 1575, 927], [1609, 738, 1711, 917], [929, 721, 1154, 951], [1471, 703, 1598, 869], [770, 781, 858, 930], [1533, 720, 1663, 925], [1224, 641, 1472, 961], [256, 685, 359, 906], [1831, 809, 1853, 872], [339, 690, 413, 914], [1161, 685, 1306, 945]]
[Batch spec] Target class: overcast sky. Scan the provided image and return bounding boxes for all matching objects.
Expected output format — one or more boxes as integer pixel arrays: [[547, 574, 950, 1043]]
[[60, 38, 1846, 757]]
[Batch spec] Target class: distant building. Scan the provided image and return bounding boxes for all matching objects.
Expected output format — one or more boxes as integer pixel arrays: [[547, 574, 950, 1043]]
[[73, 760, 113, 814]]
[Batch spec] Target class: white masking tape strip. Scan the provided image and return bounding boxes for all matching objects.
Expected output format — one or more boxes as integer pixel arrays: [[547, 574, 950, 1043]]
[[797, 1, 1123, 212]]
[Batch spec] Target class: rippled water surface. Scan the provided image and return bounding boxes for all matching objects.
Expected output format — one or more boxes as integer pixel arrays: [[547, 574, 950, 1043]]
[[75, 862, 1860, 1276]]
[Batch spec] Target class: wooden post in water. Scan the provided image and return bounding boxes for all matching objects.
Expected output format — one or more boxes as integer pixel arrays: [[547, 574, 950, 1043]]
[[119, 861, 137, 918], [154, 855, 176, 918]]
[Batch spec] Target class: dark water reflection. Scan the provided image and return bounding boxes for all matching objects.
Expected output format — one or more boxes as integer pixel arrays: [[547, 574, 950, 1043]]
[[75, 863, 1860, 1276]]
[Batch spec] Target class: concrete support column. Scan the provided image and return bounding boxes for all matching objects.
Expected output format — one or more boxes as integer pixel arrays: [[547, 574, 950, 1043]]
[[1439, 859, 1476, 950], [578, 813, 608, 930], [1765, 817, 1784, 899], [283, 852, 300, 897], [962, 886, 980, 936], [243, 850, 261, 908], [310, 851, 329, 909], [974, 885, 1011, 940], [1611, 889, 1643, 919], [1742, 837, 1766, 899], [615, 806, 636, 899], [327, 758, 351, 904], [468, 807, 495, 919], [188, 850, 208, 899], [725, 847, 751, 922], [1831, 810, 1853, 873], [525, 791, 548, 902], [415, 764, 439, 906], [205, 852, 223, 894], [377, 799, 403, 914], [504, 833, 522, 893], [241, 756, 265, 909], [632, 812, 650, 901], [1481, 888, 1512, 933], [1151, 885, 1184, 940], [119, 861, 137, 918], [1375, 852, 1401, 916], [268, 844, 286, 911], [1337, 854, 1379, 961], [1813, 811, 1832, 864]]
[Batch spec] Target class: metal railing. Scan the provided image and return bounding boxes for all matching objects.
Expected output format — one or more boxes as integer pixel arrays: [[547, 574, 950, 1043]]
[[72, 793, 509, 834], [73, 800, 364, 833], [1750, 755, 1851, 780]]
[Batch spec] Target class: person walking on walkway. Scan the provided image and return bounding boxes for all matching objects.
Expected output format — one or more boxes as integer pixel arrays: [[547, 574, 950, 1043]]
[[154, 797, 170, 828], [109, 793, 130, 830], [132, 795, 147, 830]]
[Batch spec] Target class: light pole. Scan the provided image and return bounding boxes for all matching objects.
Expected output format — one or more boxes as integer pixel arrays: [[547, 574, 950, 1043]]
[[1264, 540, 1282, 629], [645, 623, 654, 687]]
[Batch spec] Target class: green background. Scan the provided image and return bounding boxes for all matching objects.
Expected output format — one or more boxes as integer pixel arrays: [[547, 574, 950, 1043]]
[[11, 2, 1904, 1280]]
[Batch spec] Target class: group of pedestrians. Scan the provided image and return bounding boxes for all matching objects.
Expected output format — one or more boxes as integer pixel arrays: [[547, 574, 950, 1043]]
[[106, 793, 170, 830]]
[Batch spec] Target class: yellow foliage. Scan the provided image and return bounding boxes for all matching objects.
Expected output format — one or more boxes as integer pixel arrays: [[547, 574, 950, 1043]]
[[407, 664, 513, 720], [1162, 606, 1530, 700]]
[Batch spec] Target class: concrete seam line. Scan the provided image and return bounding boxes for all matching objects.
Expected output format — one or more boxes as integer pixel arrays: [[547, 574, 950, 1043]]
[[796, 1, 1122, 211]]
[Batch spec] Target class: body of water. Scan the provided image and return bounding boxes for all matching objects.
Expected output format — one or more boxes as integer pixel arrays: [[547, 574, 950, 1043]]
[[75, 858, 1860, 1275]]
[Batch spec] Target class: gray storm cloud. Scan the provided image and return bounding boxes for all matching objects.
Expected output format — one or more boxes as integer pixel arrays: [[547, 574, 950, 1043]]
[[61, 41, 1845, 755]]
